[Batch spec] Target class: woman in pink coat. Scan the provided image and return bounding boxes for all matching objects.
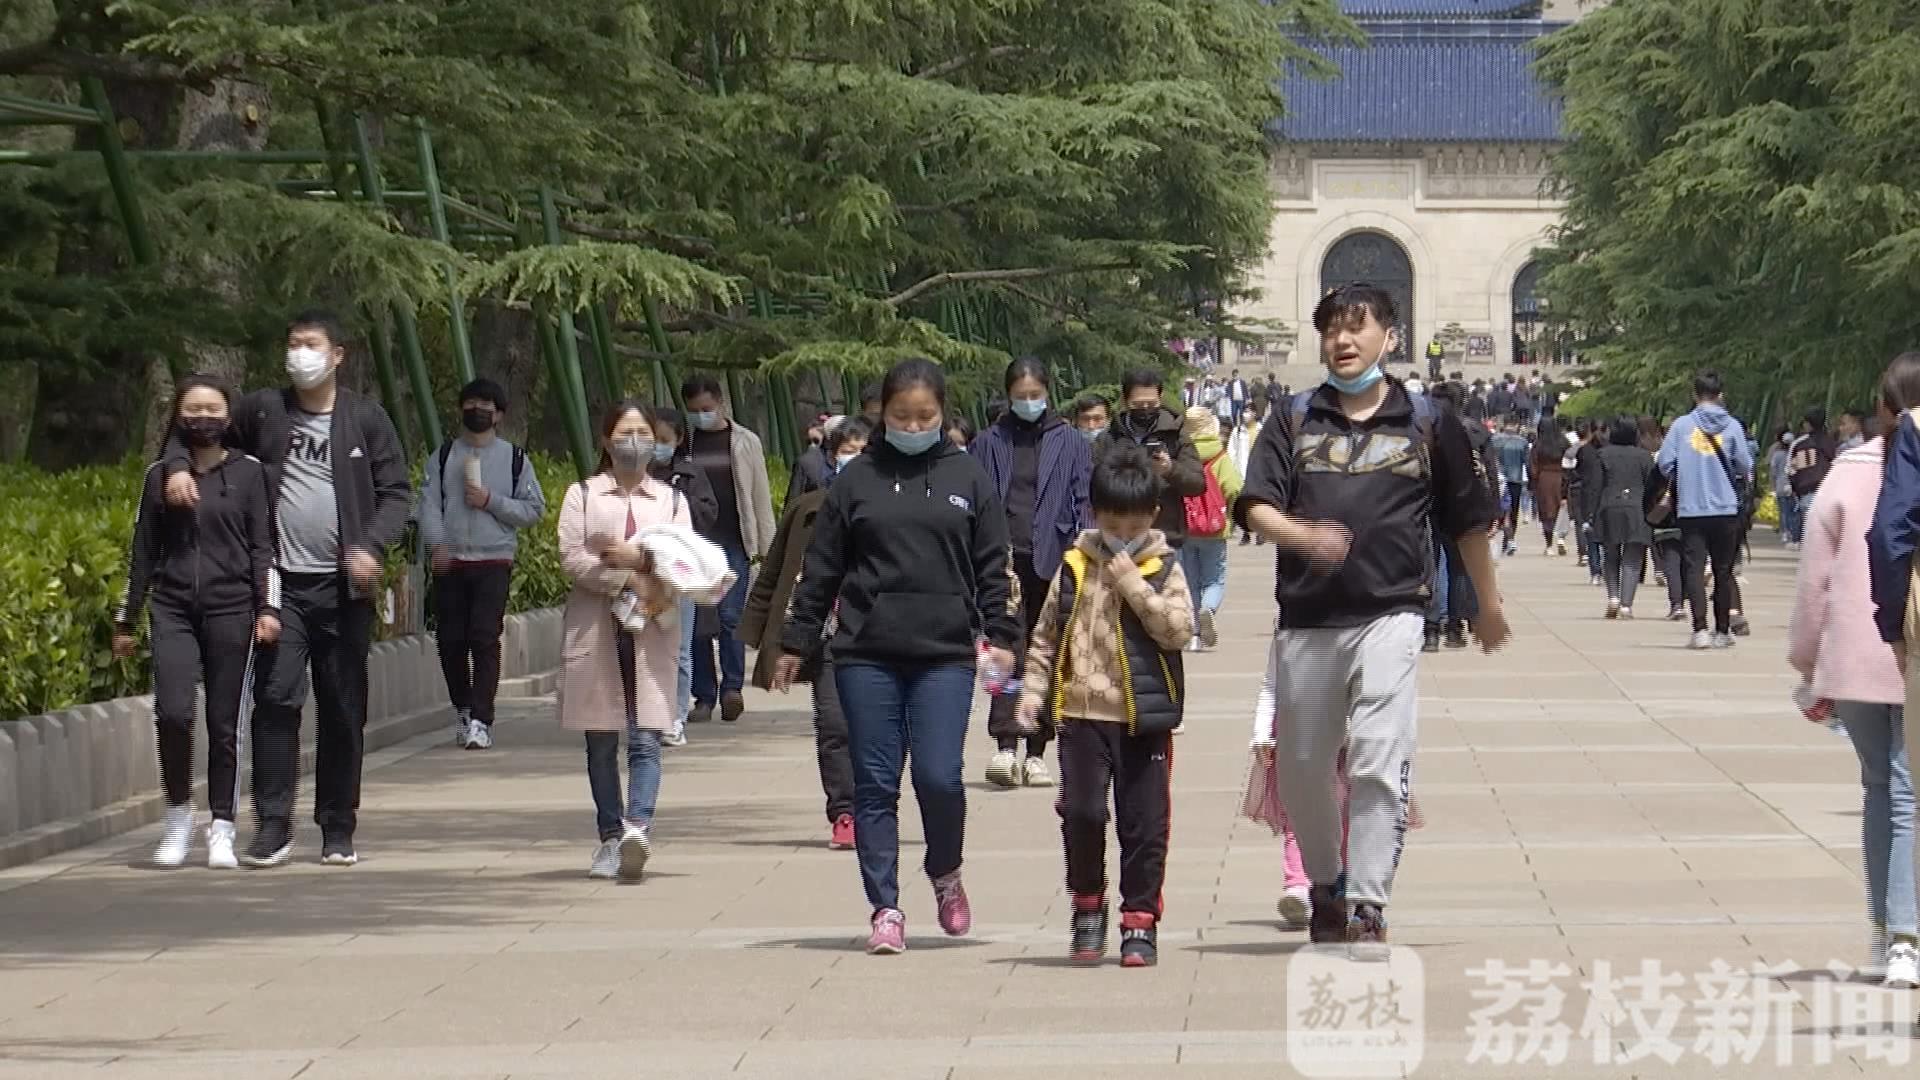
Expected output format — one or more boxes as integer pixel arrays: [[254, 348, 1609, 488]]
[[1789, 372, 1917, 988], [558, 399, 690, 882]]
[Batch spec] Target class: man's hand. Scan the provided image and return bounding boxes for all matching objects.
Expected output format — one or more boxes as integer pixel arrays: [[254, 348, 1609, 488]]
[[112, 631, 137, 659], [1106, 551, 1142, 581], [1295, 521, 1352, 574], [1151, 447, 1172, 477], [164, 471, 199, 508], [430, 545, 451, 575], [255, 614, 281, 646], [1015, 697, 1041, 733], [1470, 604, 1512, 654], [464, 482, 490, 509], [772, 653, 804, 692], [346, 547, 381, 590]]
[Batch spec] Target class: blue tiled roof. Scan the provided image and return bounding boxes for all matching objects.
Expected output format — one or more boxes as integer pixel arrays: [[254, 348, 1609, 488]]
[[1339, 0, 1540, 17], [1275, 21, 1566, 143]]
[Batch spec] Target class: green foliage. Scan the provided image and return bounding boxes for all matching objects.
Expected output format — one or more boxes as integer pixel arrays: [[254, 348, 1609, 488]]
[[2, 0, 1355, 442], [1535, 0, 1920, 418]]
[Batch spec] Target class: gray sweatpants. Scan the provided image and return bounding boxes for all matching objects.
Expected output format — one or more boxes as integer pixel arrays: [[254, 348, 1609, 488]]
[[1270, 611, 1421, 906]]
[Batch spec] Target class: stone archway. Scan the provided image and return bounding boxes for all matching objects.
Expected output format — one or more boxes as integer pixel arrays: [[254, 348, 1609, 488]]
[[1320, 231, 1415, 364], [1511, 261, 1557, 365]]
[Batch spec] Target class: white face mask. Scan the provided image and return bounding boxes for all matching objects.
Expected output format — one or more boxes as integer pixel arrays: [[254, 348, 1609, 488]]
[[286, 346, 333, 390]]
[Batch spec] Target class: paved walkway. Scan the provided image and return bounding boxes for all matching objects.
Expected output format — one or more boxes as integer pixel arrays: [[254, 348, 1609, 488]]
[[0, 538, 1904, 1078]]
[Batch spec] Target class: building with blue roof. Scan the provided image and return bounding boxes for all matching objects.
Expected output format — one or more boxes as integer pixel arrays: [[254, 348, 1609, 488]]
[[1233, 0, 1586, 376]]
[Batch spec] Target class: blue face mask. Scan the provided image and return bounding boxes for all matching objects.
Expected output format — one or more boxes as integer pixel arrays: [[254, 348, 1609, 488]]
[[1080, 426, 1101, 443], [1325, 335, 1395, 396], [650, 443, 676, 465], [1010, 397, 1047, 422], [885, 425, 942, 456], [690, 410, 722, 432], [1102, 530, 1147, 558]]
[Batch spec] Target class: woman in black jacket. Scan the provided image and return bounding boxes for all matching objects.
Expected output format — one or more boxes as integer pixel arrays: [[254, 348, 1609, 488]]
[[775, 358, 1020, 955], [114, 375, 279, 869], [648, 406, 719, 748], [1588, 415, 1663, 619]]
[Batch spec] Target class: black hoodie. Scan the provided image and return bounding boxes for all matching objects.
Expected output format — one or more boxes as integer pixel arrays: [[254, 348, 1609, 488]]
[[117, 453, 279, 627], [782, 438, 1018, 665]]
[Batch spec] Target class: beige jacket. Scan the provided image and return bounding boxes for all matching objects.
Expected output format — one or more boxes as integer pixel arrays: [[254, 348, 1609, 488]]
[[724, 423, 778, 559], [1019, 530, 1194, 725]]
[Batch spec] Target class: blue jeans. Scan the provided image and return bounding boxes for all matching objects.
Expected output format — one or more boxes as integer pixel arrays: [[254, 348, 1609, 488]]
[[692, 540, 751, 703], [1836, 701, 1916, 938], [676, 596, 694, 722], [1180, 538, 1228, 617], [585, 726, 662, 841], [836, 661, 974, 912]]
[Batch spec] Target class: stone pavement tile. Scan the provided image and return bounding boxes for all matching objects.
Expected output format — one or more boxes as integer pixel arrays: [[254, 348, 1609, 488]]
[[1555, 721, 1688, 747], [1473, 751, 1607, 785], [1584, 749, 1731, 783], [1625, 789, 1798, 836], [1678, 842, 1850, 880], [1703, 748, 1862, 785], [949, 1068, 1287, 1080], [0, 1060, 312, 1080], [1519, 846, 1695, 883], [1394, 846, 1532, 884]]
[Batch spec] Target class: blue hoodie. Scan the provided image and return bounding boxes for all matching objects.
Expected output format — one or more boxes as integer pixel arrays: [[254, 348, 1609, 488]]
[[1656, 403, 1752, 519]]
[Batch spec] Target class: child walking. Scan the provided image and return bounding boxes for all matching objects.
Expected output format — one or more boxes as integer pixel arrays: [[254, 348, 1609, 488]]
[[1018, 444, 1195, 966]]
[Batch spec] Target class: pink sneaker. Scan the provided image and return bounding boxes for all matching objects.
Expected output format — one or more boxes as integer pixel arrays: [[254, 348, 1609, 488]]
[[932, 871, 971, 936], [829, 814, 855, 850], [868, 908, 906, 954]]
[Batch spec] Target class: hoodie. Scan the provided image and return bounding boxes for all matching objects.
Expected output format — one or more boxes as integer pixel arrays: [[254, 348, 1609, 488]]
[[1019, 530, 1194, 729], [117, 454, 279, 627], [416, 437, 546, 563], [781, 438, 1018, 665], [1091, 406, 1206, 547], [1656, 403, 1752, 519]]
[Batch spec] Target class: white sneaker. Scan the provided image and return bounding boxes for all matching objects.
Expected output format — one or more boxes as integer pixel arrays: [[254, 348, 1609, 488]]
[[206, 819, 238, 870], [617, 821, 650, 882], [1605, 598, 1620, 619], [154, 804, 194, 867], [1277, 886, 1311, 929], [1021, 756, 1054, 787], [1885, 941, 1919, 989], [661, 726, 688, 748], [463, 718, 493, 750], [453, 708, 473, 747], [984, 750, 1020, 789], [1711, 632, 1735, 650], [587, 840, 619, 880], [1555, 537, 1567, 556], [1688, 630, 1714, 650]]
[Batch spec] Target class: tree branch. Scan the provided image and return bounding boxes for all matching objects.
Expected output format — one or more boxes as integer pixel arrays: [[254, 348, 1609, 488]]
[[0, 43, 210, 83], [913, 46, 1029, 80], [885, 264, 1131, 308], [560, 221, 717, 261]]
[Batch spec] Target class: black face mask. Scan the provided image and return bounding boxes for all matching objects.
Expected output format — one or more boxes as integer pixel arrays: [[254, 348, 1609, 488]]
[[461, 408, 495, 434], [180, 416, 226, 448], [1126, 406, 1159, 432]]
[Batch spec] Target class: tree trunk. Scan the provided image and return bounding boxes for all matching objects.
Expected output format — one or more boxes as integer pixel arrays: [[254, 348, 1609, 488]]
[[470, 303, 544, 449]]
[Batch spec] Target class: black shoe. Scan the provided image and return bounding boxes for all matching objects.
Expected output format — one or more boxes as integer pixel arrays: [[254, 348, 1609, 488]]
[[1308, 882, 1347, 944], [1119, 914, 1158, 968], [720, 690, 745, 723], [1347, 902, 1389, 962], [1422, 625, 1441, 654], [243, 820, 293, 868], [321, 832, 357, 867], [688, 701, 714, 724], [1730, 614, 1751, 637], [1070, 899, 1108, 963], [1443, 623, 1469, 650]]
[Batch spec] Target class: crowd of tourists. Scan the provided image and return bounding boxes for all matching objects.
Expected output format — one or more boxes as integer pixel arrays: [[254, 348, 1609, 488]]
[[108, 292, 1920, 979]]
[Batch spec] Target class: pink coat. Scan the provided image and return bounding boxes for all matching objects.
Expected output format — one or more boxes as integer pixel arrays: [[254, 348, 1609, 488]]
[[1788, 438, 1904, 705], [557, 473, 690, 733]]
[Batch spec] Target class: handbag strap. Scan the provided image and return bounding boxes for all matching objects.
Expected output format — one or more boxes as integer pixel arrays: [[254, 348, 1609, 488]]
[[1700, 429, 1743, 493]]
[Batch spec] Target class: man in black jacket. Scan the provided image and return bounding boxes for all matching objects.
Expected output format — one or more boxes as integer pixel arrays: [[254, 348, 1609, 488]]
[[1091, 368, 1206, 549], [1235, 284, 1507, 958], [162, 309, 411, 868]]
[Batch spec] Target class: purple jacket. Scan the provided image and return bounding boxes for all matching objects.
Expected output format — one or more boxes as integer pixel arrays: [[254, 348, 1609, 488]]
[[971, 414, 1093, 579]]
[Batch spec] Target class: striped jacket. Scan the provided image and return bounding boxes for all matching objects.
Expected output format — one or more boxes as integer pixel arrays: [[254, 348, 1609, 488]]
[[970, 413, 1093, 579]]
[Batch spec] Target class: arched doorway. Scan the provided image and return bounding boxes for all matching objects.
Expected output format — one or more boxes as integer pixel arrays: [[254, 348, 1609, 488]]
[[1320, 231, 1414, 364], [1511, 261, 1554, 365]]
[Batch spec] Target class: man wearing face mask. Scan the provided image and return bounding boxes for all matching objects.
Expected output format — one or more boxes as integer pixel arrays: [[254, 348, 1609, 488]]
[[680, 374, 778, 725], [159, 309, 411, 869], [1236, 282, 1507, 958], [418, 378, 547, 751], [1091, 369, 1207, 551]]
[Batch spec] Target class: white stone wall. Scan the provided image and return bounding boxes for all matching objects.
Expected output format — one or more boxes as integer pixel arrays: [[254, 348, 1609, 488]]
[[1235, 144, 1565, 374]]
